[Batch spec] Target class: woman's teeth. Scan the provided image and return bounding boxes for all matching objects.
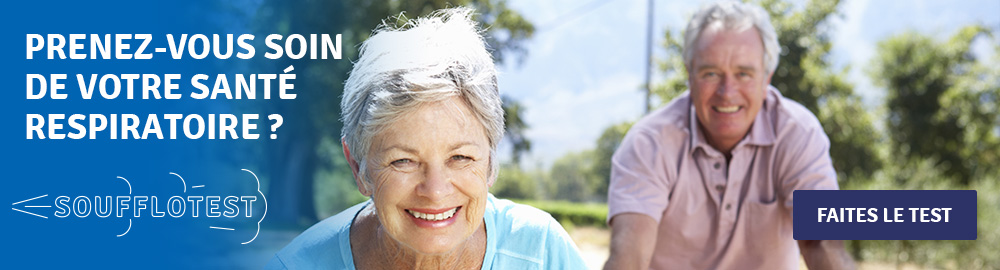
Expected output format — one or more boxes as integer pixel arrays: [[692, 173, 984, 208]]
[[407, 208, 457, 221], [714, 106, 740, 113]]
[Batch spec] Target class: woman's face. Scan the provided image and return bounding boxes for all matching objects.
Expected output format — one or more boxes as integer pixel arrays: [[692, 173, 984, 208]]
[[365, 96, 492, 255]]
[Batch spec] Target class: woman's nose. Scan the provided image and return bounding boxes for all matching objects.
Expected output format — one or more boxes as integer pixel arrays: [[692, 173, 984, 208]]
[[415, 163, 455, 200]]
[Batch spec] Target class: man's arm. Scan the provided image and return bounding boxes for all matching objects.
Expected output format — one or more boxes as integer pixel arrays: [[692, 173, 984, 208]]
[[604, 213, 659, 270], [798, 240, 855, 270]]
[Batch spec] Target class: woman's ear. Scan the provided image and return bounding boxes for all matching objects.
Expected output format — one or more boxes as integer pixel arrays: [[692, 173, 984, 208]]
[[342, 139, 371, 196]]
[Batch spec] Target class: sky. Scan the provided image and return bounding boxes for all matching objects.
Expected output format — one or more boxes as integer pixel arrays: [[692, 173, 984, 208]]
[[495, 0, 1000, 169]]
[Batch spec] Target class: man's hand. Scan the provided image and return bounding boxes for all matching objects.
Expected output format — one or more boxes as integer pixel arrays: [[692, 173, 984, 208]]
[[604, 213, 659, 270], [798, 240, 855, 270]]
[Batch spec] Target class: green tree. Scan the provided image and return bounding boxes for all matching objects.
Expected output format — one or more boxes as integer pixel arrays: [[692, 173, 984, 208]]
[[851, 25, 999, 268], [759, 0, 883, 182], [547, 150, 602, 202], [592, 121, 634, 201], [651, 29, 688, 104], [869, 25, 997, 185], [502, 96, 532, 165], [254, 0, 535, 226], [491, 163, 543, 200], [538, 122, 633, 203]]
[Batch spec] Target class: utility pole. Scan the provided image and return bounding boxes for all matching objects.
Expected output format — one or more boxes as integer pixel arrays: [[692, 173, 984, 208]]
[[644, 0, 654, 114]]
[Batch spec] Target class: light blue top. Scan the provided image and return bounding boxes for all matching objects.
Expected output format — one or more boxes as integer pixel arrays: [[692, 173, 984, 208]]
[[265, 194, 587, 269]]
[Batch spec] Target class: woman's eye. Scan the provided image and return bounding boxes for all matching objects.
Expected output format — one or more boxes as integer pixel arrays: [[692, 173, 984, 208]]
[[391, 159, 413, 166], [451, 155, 472, 161]]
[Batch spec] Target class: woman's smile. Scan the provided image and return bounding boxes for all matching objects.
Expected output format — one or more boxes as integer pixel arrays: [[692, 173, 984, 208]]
[[406, 206, 461, 228]]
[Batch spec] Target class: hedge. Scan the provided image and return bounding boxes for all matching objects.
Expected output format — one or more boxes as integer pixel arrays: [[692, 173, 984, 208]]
[[515, 199, 608, 228]]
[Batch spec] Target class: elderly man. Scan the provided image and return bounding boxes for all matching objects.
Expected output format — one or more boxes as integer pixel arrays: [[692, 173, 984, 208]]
[[604, 1, 854, 269]]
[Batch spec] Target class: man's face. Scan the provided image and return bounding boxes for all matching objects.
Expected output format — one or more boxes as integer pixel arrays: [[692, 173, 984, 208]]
[[687, 26, 772, 153]]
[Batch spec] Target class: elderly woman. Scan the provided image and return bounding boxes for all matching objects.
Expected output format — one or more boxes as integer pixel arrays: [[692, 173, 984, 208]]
[[265, 8, 586, 270]]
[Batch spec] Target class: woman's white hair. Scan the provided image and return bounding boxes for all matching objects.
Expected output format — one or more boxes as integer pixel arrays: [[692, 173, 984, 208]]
[[340, 7, 504, 190], [683, 1, 781, 74]]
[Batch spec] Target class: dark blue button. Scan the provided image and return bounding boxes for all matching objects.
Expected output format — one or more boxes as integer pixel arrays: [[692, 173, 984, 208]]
[[793, 190, 977, 240]]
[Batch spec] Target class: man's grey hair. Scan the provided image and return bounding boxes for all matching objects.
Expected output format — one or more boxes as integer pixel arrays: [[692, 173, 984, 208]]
[[683, 1, 781, 74], [340, 7, 504, 190]]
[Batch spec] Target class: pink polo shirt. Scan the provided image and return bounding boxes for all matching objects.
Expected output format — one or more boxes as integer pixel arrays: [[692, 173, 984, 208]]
[[607, 86, 838, 269]]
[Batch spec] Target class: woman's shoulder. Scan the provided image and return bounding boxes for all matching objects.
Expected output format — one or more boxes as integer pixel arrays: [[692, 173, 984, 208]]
[[485, 195, 587, 269], [488, 194, 563, 243], [265, 201, 369, 270]]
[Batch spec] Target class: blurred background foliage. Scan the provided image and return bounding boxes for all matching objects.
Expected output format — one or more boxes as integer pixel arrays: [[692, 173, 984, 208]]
[[251, 0, 999, 268]]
